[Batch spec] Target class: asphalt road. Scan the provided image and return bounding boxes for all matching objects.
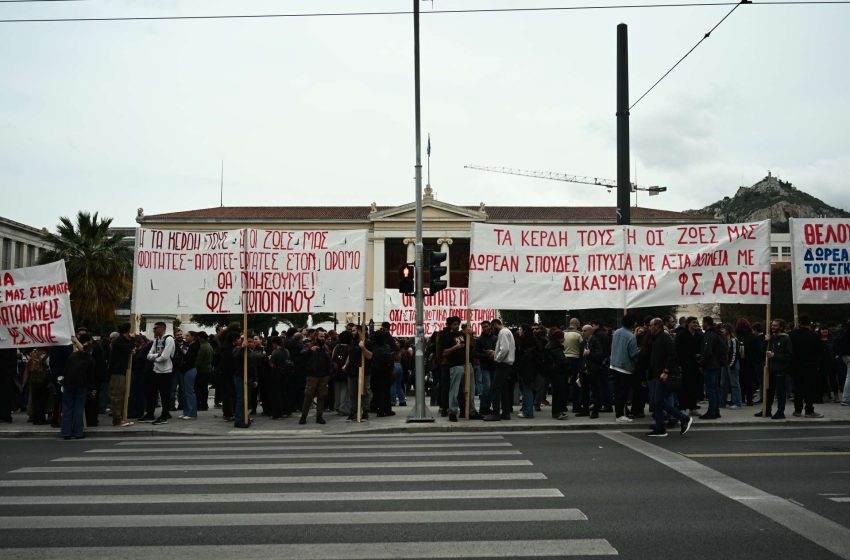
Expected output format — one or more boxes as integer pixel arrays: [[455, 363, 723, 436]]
[[0, 426, 848, 559]]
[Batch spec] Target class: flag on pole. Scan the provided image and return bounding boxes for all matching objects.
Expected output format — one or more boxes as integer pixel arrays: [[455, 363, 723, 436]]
[[427, 134, 431, 157]]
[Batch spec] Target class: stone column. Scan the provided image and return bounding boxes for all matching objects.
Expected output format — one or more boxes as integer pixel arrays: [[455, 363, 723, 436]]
[[373, 237, 386, 321]]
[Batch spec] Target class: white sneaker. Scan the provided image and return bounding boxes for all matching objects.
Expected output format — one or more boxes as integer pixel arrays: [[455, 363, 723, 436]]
[[518, 412, 529, 418], [729, 405, 740, 410], [615, 415, 633, 423]]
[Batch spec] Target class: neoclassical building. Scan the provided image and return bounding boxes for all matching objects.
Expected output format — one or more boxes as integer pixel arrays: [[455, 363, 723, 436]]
[[137, 191, 708, 321], [0, 216, 49, 271]]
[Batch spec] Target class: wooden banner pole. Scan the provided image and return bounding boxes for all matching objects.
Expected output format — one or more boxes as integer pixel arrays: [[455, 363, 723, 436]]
[[243, 312, 249, 427], [464, 308, 471, 419], [762, 304, 771, 418], [121, 313, 136, 426], [793, 304, 799, 328], [357, 314, 368, 422]]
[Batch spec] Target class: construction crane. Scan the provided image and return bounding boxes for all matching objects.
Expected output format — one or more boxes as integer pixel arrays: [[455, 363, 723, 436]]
[[464, 164, 667, 195]]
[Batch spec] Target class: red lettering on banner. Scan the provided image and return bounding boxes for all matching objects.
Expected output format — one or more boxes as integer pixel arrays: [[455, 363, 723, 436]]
[[243, 289, 316, 313], [737, 249, 755, 266], [263, 230, 296, 251], [204, 232, 229, 250], [577, 229, 615, 247], [1, 273, 14, 287], [803, 223, 850, 245], [626, 228, 637, 245], [726, 224, 757, 242], [676, 226, 718, 245], [7, 322, 57, 346], [563, 274, 656, 292], [525, 255, 580, 273], [469, 254, 519, 272], [520, 230, 569, 247], [302, 231, 328, 250], [711, 271, 769, 296], [494, 229, 513, 246], [324, 251, 361, 271], [802, 276, 850, 291]]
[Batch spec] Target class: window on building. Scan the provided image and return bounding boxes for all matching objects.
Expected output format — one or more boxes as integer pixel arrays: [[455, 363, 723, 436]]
[[781, 246, 791, 258], [1, 238, 10, 270], [770, 246, 778, 257]]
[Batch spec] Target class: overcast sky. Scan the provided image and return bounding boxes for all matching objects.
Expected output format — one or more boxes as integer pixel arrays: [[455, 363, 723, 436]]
[[1, 0, 848, 230]]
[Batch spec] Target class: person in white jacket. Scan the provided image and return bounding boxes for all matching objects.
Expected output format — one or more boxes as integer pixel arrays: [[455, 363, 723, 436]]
[[483, 319, 516, 421], [146, 321, 175, 425]]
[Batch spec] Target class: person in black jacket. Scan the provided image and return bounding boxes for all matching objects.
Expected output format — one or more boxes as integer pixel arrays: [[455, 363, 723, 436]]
[[700, 317, 727, 420], [646, 319, 692, 438], [788, 316, 823, 418], [61, 335, 96, 439], [757, 318, 794, 419], [299, 330, 331, 425], [545, 329, 569, 420], [0, 348, 17, 423], [107, 323, 135, 426], [178, 332, 200, 420]]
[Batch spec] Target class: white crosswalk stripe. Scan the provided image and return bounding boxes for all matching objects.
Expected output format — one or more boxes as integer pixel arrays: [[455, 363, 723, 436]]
[[1, 433, 618, 558]]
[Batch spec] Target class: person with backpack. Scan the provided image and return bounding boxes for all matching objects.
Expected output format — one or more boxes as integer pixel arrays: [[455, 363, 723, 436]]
[[146, 321, 176, 425]]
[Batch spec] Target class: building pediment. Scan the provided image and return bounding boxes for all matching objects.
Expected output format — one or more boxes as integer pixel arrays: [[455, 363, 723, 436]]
[[370, 199, 487, 222]]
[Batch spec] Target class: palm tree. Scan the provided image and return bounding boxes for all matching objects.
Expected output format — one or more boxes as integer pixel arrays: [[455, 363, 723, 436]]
[[38, 211, 132, 330]]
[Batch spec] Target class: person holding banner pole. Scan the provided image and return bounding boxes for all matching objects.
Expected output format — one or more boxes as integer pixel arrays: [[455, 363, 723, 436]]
[[60, 334, 96, 440], [757, 318, 792, 419], [107, 322, 134, 427]]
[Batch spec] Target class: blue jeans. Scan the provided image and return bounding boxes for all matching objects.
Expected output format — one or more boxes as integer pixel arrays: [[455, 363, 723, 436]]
[[519, 379, 534, 417], [649, 378, 688, 432], [181, 368, 198, 417], [703, 367, 721, 416], [449, 365, 465, 414], [391, 363, 406, 405], [721, 363, 742, 406], [233, 374, 248, 427], [61, 386, 87, 438], [479, 368, 493, 412]]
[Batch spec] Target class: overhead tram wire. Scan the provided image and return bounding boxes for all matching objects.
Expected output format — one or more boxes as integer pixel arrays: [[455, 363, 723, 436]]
[[629, 0, 752, 109], [0, 1, 849, 23]]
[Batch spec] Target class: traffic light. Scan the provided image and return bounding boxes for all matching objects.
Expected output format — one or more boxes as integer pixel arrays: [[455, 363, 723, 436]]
[[399, 263, 415, 295], [429, 251, 447, 295]]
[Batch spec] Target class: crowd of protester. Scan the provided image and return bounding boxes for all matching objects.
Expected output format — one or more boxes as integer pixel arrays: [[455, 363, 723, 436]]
[[0, 314, 848, 438]]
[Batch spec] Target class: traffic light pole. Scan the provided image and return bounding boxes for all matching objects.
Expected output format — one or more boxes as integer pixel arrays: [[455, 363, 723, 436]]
[[409, 0, 434, 422]]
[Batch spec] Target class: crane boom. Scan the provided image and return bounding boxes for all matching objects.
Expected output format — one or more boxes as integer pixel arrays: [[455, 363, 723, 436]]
[[464, 164, 666, 193]]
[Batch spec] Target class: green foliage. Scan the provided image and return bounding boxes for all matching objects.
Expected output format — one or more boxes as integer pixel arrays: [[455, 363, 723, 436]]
[[38, 211, 131, 332]]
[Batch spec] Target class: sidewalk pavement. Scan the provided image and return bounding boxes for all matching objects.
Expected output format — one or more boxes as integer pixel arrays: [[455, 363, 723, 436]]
[[3, 401, 849, 438]]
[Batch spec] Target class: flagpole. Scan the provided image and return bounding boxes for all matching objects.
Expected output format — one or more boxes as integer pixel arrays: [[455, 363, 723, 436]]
[[427, 133, 431, 187]]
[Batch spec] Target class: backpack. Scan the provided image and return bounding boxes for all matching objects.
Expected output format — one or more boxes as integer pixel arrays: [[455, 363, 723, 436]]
[[163, 335, 181, 370]]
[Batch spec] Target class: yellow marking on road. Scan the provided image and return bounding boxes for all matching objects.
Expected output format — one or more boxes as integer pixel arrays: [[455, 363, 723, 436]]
[[685, 451, 850, 459]]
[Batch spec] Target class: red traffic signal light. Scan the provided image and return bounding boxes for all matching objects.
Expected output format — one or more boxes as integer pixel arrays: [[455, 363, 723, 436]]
[[399, 263, 415, 295]]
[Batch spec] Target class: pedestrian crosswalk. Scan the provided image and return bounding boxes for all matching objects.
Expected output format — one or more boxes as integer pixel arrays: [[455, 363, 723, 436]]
[[0, 433, 618, 558]]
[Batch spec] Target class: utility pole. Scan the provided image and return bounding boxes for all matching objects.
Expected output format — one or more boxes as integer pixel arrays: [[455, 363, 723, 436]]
[[408, 0, 433, 422], [617, 24, 630, 324], [616, 23, 630, 227]]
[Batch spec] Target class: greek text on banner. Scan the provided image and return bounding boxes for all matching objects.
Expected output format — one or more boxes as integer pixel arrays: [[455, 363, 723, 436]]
[[468, 221, 771, 310], [790, 218, 850, 304], [0, 261, 75, 348]]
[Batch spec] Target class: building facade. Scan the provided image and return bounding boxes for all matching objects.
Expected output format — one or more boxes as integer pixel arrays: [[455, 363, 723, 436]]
[[0, 216, 49, 271]]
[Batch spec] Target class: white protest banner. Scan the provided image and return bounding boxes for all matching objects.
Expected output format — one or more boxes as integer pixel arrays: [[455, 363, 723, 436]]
[[790, 218, 850, 304], [625, 221, 771, 308], [381, 288, 496, 336], [468, 221, 771, 310], [133, 228, 245, 315], [242, 229, 367, 313], [0, 261, 75, 348], [468, 222, 629, 310]]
